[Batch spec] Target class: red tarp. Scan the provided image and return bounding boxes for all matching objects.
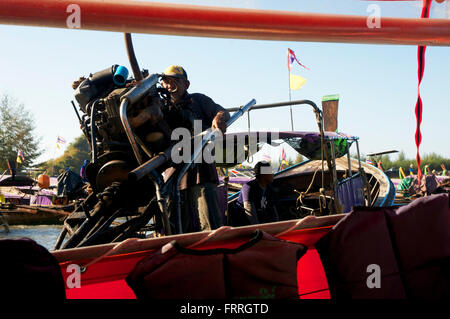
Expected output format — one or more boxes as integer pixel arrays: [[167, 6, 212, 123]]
[[60, 226, 332, 299]]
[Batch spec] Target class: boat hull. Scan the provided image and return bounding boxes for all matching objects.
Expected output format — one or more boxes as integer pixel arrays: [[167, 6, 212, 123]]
[[53, 215, 343, 299], [0, 210, 64, 225], [0, 205, 70, 225]]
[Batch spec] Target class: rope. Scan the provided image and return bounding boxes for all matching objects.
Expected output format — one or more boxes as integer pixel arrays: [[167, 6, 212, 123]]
[[275, 215, 316, 237], [81, 237, 140, 269], [78, 216, 321, 268], [187, 226, 233, 249], [160, 226, 235, 255], [319, 188, 327, 212], [305, 167, 321, 195], [295, 167, 320, 212]]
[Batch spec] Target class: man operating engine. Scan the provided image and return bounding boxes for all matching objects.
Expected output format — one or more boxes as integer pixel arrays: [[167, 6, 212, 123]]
[[160, 65, 230, 234]]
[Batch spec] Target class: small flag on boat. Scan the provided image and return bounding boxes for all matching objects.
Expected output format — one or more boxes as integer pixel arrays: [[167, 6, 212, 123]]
[[281, 147, 287, 161], [230, 169, 239, 176], [287, 48, 309, 71], [279, 159, 289, 172], [57, 136, 66, 144], [56, 136, 66, 149], [16, 149, 24, 164], [399, 167, 406, 180], [289, 73, 307, 90], [366, 158, 374, 166]]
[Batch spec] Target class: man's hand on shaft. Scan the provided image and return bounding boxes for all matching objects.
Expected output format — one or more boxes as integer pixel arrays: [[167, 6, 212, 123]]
[[212, 111, 230, 134], [72, 76, 86, 90]]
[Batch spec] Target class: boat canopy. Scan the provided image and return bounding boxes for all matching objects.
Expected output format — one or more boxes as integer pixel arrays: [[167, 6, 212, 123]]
[[214, 131, 358, 166], [0, 175, 35, 187]]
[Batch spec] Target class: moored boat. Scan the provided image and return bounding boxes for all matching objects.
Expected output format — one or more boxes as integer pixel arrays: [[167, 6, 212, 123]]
[[218, 130, 396, 223], [53, 214, 342, 299], [48, 193, 449, 299], [0, 204, 71, 226]]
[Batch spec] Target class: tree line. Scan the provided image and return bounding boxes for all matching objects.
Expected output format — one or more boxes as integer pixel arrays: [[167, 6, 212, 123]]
[[0, 94, 41, 172], [34, 135, 90, 176], [0, 93, 90, 176], [362, 151, 450, 173]]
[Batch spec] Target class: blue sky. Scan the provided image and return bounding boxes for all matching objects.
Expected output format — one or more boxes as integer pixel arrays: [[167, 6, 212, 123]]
[[0, 0, 449, 165]]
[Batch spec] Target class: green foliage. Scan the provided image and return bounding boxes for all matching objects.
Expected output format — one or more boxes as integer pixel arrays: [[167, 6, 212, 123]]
[[35, 135, 90, 175], [364, 151, 450, 173], [294, 154, 304, 164], [0, 94, 42, 171], [270, 153, 304, 171], [282, 154, 304, 168]]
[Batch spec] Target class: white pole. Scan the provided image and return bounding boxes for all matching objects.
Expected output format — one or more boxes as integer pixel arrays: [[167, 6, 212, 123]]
[[288, 69, 294, 131]]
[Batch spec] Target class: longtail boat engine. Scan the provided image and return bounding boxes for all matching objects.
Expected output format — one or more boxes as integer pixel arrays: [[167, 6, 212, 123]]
[[54, 33, 256, 250], [55, 72, 170, 249], [53, 34, 180, 249]]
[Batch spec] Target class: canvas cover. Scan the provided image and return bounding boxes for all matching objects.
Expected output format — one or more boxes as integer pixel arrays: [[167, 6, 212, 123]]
[[57, 170, 85, 198], [336, 174, 365, 213], [316, 193, 450, 299], [126, 230, 307, 299], [58, 225, 332, 299]]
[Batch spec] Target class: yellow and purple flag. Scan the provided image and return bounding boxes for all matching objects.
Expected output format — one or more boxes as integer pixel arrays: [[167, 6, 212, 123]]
[[16, 149, 24, 164], [56, 136, 66, 149]]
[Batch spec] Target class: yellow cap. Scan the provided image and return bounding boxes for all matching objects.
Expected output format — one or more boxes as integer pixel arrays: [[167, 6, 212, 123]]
[[162, 65, 188, 80]]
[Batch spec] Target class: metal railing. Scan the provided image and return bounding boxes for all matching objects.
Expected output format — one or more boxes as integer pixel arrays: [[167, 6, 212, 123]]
[[226, 99, 322, 132]]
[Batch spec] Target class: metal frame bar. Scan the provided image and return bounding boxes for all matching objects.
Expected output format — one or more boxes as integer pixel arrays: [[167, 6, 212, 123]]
[[355, 139, 362, 171], [230, 99, 341, 215], [328, 140, 341, 213], [227, 100, 323, 133], [1, 0, 449, 46], [346, 140, 352, 178], [227, 99, 321, 113], [355, 139, 371, 206]]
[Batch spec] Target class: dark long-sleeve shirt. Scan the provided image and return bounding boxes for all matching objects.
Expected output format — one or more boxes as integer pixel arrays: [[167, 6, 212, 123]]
[[164, 92, 229, 189], [236, 179, 279, 225]]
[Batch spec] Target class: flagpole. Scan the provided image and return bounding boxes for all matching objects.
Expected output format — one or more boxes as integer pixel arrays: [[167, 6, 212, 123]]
[[51, 135, 58, 176], [288, 68, 294, 131], [51, 146, 56, 176], [287, 48, 309, 131]]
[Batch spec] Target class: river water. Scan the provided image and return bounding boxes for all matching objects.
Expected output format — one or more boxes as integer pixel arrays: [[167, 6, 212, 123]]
[[0, 225, 62, 251]]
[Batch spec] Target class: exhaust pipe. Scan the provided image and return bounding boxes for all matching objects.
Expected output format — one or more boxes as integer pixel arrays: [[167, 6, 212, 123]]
[[124, 33, 143, 82]]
